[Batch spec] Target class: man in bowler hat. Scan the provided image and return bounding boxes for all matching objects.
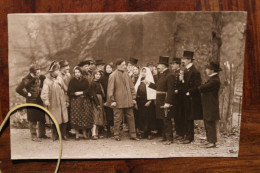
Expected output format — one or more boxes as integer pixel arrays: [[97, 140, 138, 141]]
[[144, 56, 175, 145], [198, 61, 222, 148], [181, 51, 203, 144]]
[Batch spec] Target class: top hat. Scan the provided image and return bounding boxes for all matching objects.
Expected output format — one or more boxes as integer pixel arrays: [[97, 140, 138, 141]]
[[59, 60, 69, 68], [158, 56, 169, 65], [171, 57, 181, 64], [205, 61, 222, 72], [129, 57, 138, 65], [29, 64, 40, 74], [183, 51, 194, 60], [96, 59, 105, 66], [49, 61, 60, 72]]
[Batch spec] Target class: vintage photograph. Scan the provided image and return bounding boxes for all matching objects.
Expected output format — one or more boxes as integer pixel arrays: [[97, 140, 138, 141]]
[[8, 12, 247, 159]]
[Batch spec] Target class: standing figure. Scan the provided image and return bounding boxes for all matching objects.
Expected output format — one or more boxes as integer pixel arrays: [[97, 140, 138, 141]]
[[59, 60, 72, 137], [181, 51, 203, 144], [107, 58, 139, 141], [78, 60, 92, 83], [90, 70, 107, 140], [68, 66, 93, 140], [16, 64, 46, 142], [132, 65, 140, 85], [198, 62, 222, 148], [96, 59, 105, 75], [41, 61, 69, 141], [135, 67, 157, 139], [145, 56, 175, 145], [127, 57, 138, 78], [170, 57, 185, 140], [101, 64, 114, 137]]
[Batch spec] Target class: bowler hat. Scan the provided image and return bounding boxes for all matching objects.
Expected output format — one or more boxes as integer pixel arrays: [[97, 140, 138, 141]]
[[183, 51, 194, 60], [171, 57, 181, 64], [129, 57, 138, 65], [78, 60, 90, 67], [158, 56, 169, 65], [59, 60, 69, 68], [29, 64, 40, 74], [96, 59, 105, 66], [205, 61, 222, 72]]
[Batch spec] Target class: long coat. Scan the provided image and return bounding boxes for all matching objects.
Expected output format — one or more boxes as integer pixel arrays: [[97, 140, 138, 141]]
[[16, 74, 46, 122], [107, 69, 136, 108], [183, 65, 203, 120], [40, 74, 69, 124], [148, 69, 175, 119], [199, 74, 221, 121]]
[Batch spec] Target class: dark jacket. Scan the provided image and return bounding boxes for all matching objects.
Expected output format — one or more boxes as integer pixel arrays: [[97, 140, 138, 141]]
[[148, 68, 175, 119], [16, 74, 46, 122], [183, 65, 203, 120], [199, 74, 221, 121]]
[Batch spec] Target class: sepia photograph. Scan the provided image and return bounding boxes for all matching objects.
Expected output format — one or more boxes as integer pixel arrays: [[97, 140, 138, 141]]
[[8, 12, 247, 159]]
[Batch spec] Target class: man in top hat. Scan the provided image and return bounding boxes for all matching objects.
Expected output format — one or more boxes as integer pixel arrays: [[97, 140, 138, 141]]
[[198, 61, 222, 148], [170, 57, 185, 140], [181, 51, 203, 144], [144, 56, 175, 145], [127, 57, 138, 77], [16, 64, 47, 142], [41, 61, 69, 141]]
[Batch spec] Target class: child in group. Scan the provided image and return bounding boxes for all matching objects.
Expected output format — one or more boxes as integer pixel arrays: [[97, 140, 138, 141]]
[[90, 70, 107, 139]]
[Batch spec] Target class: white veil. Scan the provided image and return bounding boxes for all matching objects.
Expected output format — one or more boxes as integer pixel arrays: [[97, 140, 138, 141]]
[[134, 67, 156, 100]]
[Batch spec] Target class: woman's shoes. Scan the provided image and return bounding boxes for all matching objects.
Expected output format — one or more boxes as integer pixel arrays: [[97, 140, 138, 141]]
[[92, 136, 98, 140]]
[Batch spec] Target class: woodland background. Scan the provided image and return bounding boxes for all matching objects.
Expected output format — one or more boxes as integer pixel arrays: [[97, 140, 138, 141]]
[[1, 0, 260, 172]]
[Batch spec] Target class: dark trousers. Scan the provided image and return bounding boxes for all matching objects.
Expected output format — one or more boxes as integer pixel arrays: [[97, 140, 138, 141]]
[[29, 121, 46, 138], [163, 115, 173, 141], [204, 120, 217, 143], [184, 120, 194, 142], [52, 123, 67, 138], [113, 108, 136, 138]]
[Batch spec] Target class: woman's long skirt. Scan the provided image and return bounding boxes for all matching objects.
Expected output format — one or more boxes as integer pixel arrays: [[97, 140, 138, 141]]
[[70, 96, 93, 130]]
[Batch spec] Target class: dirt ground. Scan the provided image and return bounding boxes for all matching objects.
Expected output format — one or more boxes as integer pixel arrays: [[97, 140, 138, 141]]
[[10, 127, 240, 159]]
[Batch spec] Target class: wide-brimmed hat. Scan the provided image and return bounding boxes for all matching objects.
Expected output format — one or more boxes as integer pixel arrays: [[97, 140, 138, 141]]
[[157, 56, 169, 65], [205, 61, 222, 72], [59, 60, 69, 68], [182, 51, 194, 60], [129, 57, 138, 65]]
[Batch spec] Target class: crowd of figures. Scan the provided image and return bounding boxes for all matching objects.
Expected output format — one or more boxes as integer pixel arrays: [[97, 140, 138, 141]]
[[16, 50, 222, 148]]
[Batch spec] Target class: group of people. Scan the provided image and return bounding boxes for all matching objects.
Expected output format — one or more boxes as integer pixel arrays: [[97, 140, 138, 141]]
[[16, 50, 222, 148]]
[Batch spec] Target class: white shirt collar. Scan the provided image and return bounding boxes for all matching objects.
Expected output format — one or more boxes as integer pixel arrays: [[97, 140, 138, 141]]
[[186, 63, 193, 69], [209, 72, 218, 77]]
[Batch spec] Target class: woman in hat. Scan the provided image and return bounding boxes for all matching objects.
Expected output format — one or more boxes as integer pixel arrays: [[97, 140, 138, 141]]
[[131, 65, 140, 85], [100, 63, 114, 137], [134, 67, 157, 139], [90, 69, 107, 140], [67, 66, 94, 140], [41, 61, 69, 141]]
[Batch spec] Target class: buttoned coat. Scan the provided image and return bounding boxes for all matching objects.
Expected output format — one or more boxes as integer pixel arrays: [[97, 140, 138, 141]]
[[199, 74, 221, 121]]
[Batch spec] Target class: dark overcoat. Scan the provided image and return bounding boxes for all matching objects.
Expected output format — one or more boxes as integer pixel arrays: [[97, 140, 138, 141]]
[[148, 69, 175, 119], [16, 74, 46, 122], [198, 74, 221, 121], [183, 65, 203, 120]]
